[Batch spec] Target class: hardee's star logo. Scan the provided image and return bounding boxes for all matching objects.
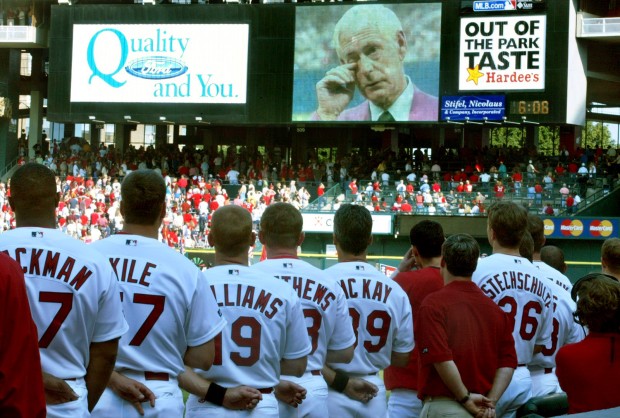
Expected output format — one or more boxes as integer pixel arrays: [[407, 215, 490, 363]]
[[466, 65, 484, 85]]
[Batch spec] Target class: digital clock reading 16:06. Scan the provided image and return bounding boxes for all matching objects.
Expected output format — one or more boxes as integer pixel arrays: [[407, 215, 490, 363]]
[[509, 100, 549, 115]]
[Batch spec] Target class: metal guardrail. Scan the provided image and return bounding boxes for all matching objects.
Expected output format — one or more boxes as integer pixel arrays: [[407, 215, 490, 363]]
[[0, 157, 19, 182]]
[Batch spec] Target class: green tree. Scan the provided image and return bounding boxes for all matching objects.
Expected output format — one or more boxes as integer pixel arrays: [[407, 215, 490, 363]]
[[537, 126, 559, 156], [583, 121, 612, 149]]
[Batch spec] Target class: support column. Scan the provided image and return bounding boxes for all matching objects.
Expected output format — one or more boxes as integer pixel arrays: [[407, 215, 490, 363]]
[[155, 124, 167, 148], [28, 50, 45, 159], [90, 123, 101, 150], [0, 49, 21, 171]]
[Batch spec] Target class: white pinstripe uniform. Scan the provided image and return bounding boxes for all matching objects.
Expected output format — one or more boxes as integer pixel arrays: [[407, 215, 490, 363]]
[[253, 257, 355, 418]]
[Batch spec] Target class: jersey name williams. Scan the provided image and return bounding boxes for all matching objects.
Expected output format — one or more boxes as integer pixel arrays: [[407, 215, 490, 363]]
[[210, 283, 283, 319], [480, 270, 552, 307], [2, 247, 92, 291]]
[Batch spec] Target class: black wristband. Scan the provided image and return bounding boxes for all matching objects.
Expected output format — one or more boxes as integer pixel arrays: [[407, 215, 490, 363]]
[[330, 371, 349, 393], [202, 382, 227, 406], [458, 391, 471, 404]]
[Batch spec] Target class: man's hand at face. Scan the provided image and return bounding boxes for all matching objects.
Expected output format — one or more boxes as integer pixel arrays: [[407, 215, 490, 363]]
[[316, 63, 357, 120]]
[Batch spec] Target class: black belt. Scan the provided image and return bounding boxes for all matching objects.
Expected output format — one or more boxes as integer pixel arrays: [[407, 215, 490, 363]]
[[258, 387, 273, 394], [144, 372, 169, 381]]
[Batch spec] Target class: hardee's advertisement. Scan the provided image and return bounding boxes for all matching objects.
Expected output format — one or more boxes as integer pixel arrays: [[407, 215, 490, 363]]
[[70, 24, 249, 103], [543, 218, 618, 239], [459, 15, 546, 91]]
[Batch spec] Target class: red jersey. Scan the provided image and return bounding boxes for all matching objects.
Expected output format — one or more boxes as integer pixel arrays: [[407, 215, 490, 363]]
[[417, 281, 517, 399], [384, 267, 443, 391]]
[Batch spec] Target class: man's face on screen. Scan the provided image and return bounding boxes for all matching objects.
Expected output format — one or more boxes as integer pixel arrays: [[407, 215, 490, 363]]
[[338, 26, 407, 110]]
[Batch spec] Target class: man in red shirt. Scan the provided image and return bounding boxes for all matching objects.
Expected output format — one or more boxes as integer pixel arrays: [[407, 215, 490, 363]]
[[0, 253, 46, 417], [400, 199, 412, 213], [384, 221, 445, 418], [348, 178, 358, 197], [317, 182, 326, 208], [417, 234, 516, 417], [566, 194, 575, 213]]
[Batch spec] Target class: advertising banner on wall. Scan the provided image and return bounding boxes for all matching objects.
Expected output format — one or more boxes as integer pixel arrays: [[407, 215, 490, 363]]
[[301, 213, 393, 235], [542, 218, 619, 240], [70, 24, 249, 103], [459, 15, 546, 91], [440, 95, 505, 120]]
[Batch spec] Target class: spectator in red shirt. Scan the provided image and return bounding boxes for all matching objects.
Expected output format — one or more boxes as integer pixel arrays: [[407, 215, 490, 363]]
[[401, 200, 412, 213], [348, 179, 358, 196]]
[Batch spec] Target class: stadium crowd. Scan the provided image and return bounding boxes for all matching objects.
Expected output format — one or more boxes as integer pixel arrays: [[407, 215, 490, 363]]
[[2, 137, 619, 248]]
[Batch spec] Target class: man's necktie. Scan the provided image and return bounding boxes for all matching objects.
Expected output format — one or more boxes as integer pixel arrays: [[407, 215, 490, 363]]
[[378, 111, 395, 122]]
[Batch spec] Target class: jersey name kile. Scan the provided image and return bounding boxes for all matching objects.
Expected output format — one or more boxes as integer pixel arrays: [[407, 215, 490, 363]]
[[273, 275, 335, 311], [109, 257, 157, 288], [480, 270, 552, 307], [338, 277, 393, 303], [2, 247, 92, 291], [210, 283, 283, 319]]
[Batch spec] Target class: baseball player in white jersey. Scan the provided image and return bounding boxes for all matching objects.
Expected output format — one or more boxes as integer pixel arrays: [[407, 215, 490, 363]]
[[185, 205, 311, 418], [524, 215, 584, 396], [472, 202, 553, 418], [252, 202, 356, 418], [90, 170, 227, 418], [323, 204, 414, 418], [0, 163, 128, 418]]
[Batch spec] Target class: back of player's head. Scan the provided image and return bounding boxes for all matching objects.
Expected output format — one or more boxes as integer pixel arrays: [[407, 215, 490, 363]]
[[441, 234, 479, 278], [409, 220, 444, 258], [572, 273, 620, 332], [519, 231, 534, 263], [260, 202, 302, 249], [334, 204, 372, 256], [540, 245, 566, 273], [121, 170, 166, 225], [9, 163, 57, 214], [602, 238, 620, 276], [487, 201, 528, 248], [211, 205, 253, 257], [527, 214, 545, 252]]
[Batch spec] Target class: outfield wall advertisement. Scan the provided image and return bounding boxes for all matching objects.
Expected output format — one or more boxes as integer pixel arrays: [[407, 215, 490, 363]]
[[543, 218, 619, 239]]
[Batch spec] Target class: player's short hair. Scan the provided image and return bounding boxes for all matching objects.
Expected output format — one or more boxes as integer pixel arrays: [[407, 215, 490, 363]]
[[334, 204, 372, 256], [441, 234, 479, 278], [519, 231, 534, 263], [487, 201, 528, 248], [572, 273, 620, 332], [260, 202, 302, 249], [409, 220, 444, 258], [527, 215, 545, 252], [602, 238, 620, 275], [540, 245, 566, 273], [333, 5, 403, 60], [121, 170, 166, 225], [10, 163, 57, 213], [211, 205, 253, 258]]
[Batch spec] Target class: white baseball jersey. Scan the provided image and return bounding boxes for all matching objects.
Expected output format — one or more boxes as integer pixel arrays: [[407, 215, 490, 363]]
[[252, 258, 355, 372], [195, 265, 311, 388], [533, 261, 573, 293], [528, 279, 585, 369], [0, 228, 128, 379], [473, 254, 554, 364], [91, 234, 226, 376], [325, 262, 414, 374]]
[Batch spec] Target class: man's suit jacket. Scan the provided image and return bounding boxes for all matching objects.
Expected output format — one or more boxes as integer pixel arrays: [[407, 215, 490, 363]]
[[311, 85, 438, 122]]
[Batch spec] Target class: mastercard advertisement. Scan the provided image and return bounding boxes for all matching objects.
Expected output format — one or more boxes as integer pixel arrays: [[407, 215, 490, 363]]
[[543, 218, 618, 239]]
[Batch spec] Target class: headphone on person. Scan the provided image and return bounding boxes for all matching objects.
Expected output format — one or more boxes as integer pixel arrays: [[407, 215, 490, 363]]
[[571, 273, 620, 328], [571, 273, 619, 302]]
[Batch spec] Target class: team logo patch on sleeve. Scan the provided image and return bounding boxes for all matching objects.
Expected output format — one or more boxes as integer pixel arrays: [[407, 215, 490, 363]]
[[229, 269, 239, 275], [31, 231, 44, 238], [125, 239, 138, 246]]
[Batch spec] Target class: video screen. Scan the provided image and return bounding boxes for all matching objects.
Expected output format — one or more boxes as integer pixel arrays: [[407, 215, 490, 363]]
[[292, 3, 441, 123], [70, 24, 249, 104]]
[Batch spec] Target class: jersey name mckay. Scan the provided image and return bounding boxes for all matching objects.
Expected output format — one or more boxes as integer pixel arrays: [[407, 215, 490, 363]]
[[338, 277, 393, 304]]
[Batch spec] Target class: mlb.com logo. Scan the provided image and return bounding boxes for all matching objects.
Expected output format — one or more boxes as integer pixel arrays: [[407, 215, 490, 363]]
[[473, 0, 517, 12]]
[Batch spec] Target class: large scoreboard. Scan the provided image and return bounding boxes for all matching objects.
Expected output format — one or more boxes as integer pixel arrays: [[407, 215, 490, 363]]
[[47, 0, 575, 126]]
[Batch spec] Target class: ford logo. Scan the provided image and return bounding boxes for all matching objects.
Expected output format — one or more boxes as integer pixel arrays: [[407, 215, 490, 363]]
[[125, 56, 188, 80]]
